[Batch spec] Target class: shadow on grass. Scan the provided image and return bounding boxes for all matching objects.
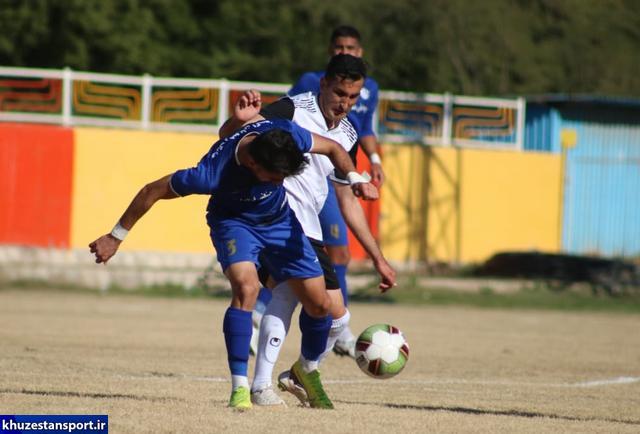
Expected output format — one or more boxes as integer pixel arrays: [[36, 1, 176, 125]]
[[336, 399, 640, 426]]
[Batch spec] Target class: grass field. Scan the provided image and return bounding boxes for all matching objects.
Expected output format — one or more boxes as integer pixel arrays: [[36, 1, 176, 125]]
[[1, 287, 639, 433]]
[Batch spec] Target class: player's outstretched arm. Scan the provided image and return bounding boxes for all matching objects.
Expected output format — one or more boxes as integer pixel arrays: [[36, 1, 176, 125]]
[[333, 182, 396, 292], [89, 174, 178, 264], [309, 134, 378, 201], [219, 89, 264, 138], [359, 135, 385, 187]]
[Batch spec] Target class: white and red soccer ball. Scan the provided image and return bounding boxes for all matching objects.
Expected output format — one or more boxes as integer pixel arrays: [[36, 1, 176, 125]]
[[355, 324, 409, 379]]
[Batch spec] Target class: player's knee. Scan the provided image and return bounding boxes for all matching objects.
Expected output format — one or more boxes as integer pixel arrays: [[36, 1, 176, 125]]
[[231, 281, 261, 308], [328, 246, 350, 265], [302, 294, 331, 317]]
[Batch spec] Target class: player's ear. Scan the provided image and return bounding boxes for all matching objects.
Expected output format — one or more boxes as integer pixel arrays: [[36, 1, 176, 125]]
[[320, 76, 328, 91]]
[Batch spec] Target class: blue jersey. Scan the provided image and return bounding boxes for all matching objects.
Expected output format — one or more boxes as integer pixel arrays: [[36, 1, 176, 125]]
[[170, 119, 313, 226], [288, 71, 379, 139]]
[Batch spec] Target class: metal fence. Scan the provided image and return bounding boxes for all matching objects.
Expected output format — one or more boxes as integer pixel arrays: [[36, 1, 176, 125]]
[[0, 66, 526, 150]]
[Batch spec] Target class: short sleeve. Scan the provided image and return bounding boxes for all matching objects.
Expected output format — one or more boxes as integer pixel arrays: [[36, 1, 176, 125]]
[[288, 72, 322, 96], [169, 151, 220, 196], [285, 121, 314, 153], [358, 80, 379, 139], [260, 98, 295, 121]]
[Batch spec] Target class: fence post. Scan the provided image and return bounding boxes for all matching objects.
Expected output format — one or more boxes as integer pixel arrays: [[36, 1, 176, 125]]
[[442, 92, 453, 146], [62, 67, 72, 126], [516, 97, 526, 151], [218, 79, 229, 129], [141, 73, 152, 129]]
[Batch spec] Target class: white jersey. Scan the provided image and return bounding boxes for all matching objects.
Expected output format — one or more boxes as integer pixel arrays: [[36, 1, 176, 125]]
[[265, 92, 358, 241]]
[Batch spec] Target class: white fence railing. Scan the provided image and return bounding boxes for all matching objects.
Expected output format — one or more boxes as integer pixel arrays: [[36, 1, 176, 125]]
[[0, 66, 525, 150]]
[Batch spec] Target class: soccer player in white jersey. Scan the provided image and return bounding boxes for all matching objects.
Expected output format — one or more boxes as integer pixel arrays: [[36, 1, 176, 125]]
[[253, 25, 386, 359], [220, 54, 396, 408], [89, 113, 378, 410]]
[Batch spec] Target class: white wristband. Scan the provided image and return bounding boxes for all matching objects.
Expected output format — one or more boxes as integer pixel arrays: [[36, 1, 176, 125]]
[[369, 152, 382, 165], [110, 222, 128, 241], [346, 171, 371, 185]]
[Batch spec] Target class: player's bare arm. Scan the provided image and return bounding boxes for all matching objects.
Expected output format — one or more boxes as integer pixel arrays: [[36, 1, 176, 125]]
[[359, 134, 385, 187], [310, 134, 378, 201], [219, 89, 264, 137], [89, 174, 178, 264], [333, 181, 396, 291]]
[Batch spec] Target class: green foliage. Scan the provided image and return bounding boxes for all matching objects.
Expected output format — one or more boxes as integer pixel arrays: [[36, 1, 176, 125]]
[[1, 0, 639, 96]]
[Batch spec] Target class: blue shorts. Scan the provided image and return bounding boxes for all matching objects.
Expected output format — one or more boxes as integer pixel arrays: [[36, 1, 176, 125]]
[[210, 208, 323, 282], [319, 179, 348, 247]]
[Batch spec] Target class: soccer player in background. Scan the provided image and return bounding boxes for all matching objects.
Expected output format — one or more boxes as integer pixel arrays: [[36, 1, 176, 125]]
[[253, 25, 385, 358], [221, 54, 396, 407], [89, 116, 378, 410]]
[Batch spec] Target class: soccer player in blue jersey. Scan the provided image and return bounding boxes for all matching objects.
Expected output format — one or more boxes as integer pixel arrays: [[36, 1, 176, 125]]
[[253, 25, 385, 358], [88, 117, 378, 410], [222, 55, 396, 407]]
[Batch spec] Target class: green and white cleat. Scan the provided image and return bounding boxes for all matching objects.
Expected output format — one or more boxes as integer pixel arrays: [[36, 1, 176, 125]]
[[228, 386, 252, 410], [277, 370, 308, 406], [332, 338, 356, 359], [280, 361, 334, 409]]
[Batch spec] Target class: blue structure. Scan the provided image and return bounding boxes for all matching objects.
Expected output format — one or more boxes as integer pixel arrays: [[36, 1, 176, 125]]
[[524, 96, 640, 257]]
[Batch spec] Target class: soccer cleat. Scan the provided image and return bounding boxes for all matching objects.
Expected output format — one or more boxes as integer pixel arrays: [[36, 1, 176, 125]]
[[279, 361, 334, 409], [228, 386, 252, 410], [332, 338, 356, 359], [277, 370, 308, 405], [251, 386, 286, 406]]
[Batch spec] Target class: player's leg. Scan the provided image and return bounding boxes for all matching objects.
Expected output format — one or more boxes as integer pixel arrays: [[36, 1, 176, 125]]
[[249, 268, 274, 356], [211, 222, 263, 410], [253, 237, 338, 405], [285, 275, 334, 409], [254, 212, 332, 408], [251, 280, 298, 406], [319, 179, 357, 357]]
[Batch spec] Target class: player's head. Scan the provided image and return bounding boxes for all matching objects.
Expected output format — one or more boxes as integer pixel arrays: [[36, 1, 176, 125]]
[[329, 25, 363, 58], [246, 129, 309, 183], [319, 54, 367, 127]]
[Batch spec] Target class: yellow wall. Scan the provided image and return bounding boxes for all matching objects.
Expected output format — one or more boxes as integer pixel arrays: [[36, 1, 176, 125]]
[[72, 127, 215, 253], [71, 127, 562, 263], [381, 144, 562, 263], [459, 148, 562, 262]]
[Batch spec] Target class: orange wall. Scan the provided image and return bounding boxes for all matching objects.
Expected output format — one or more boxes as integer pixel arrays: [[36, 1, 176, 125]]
[[347, 147, 381, 260], [0, 123, 73, 247]]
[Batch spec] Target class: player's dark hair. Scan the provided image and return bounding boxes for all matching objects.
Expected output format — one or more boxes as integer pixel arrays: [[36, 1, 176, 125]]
[[330, 25, 361, 43], [325, 54, 367, 82], [248, 129, 309, 177]]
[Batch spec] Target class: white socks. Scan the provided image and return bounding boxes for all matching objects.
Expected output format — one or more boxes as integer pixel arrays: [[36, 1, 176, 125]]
[[231, 375, 249, 391], [319, 309, 351, 362], [251, 282, 298, 392]]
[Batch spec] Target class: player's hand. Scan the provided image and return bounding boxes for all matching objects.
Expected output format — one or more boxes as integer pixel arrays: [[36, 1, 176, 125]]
[[89, 234, 121, 265], [373, 257, 396, 292], [234, 89, 262, 122], [351, 182, 378, 201], [370, 163, 385, 188]]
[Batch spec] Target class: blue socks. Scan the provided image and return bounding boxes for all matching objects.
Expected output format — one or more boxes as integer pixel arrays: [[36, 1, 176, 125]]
[[255, 286, 272, 315], [299, 308, 332, 361], [222, 307, 252, 376], [334, 264, 348, 306]]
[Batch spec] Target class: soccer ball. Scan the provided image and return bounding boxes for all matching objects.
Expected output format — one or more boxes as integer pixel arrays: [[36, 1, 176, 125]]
[[355, 324, 409, 379]]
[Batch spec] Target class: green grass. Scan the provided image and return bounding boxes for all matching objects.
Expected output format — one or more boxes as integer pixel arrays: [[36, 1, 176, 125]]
[[351, 283, 640, 313], [4, 277, 640, 313]]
